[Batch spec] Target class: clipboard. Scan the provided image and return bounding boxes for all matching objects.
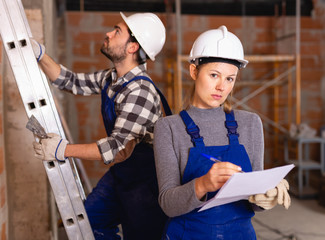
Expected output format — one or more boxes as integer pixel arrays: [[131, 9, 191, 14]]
[[199, 164, 295, 211]]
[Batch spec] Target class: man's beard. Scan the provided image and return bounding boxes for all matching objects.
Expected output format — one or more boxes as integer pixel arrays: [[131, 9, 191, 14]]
[[100, 40, 127, 64]]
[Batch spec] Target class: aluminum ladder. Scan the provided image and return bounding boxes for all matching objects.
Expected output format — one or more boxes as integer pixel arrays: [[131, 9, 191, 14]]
[[0, 0, 95, 239]]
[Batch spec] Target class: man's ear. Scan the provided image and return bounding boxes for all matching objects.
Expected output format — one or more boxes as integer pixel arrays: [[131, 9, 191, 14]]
[[189, 64, 198, 81], [128, 42, 140, 54]]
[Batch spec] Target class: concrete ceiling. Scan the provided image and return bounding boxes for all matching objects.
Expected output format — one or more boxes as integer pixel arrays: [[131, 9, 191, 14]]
[[63, 0, 313, 16]]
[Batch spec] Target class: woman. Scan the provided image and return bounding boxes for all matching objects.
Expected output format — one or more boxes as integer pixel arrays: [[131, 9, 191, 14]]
[[153, 26, 290, 239]]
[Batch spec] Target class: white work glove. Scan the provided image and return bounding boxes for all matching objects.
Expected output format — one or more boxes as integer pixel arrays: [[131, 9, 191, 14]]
[[33, 133, 68, 161], [248, 179, 291, 210], [30, 38, 45, 62]]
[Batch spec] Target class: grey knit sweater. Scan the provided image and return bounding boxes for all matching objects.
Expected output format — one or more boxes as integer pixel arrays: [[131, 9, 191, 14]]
[[153, 106, 264, 217]]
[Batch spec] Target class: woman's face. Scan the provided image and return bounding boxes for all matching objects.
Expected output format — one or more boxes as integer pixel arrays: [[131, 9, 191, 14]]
[[190, 62, 238, 109]]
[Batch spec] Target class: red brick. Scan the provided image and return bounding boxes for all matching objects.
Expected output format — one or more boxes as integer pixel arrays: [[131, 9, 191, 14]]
[[247, 61, 275, 70], [92, 118, 107, 140], [73, 32, 105, 42], [72, 61, 94, 72], [182, 15, 208, 30], [183, 31, 201, 53], [301, 17, 324, 29], [301, 43, 322, 55], [0, 41, 2, 62], [208, 16, 242, 29], [301, 30, 323, 42], [253, 44, 276, 54], [183, 31, 201, 43], [75, 58, 111, 72], [1, 223, 6, 240], [66, 11, 83, 26], [94, 42, 104, 52], [255, 17, 276, 29], [0, 75, 2, 100], [101, 12, 124, 28], [73, 42, 91, 57], [0, 184, 5, 208], [301, 69, 323, 81], [256, 30, 276, 43], [301, 56, 323, 68], [0, 147, 3, 174]]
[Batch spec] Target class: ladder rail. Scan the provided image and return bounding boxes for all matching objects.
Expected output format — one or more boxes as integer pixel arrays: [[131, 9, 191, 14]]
[[0, 0, 94, 239]]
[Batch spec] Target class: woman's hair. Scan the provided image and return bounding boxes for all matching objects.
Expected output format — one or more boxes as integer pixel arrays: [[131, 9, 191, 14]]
[[185, 62, 239, 113], [127, 28, 147, 65]]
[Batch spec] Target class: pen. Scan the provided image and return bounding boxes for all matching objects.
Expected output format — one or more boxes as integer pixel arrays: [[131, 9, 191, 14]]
[[200, 153, 244, 173]]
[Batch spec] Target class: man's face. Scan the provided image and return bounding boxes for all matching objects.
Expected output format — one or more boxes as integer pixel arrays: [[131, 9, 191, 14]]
[[101, 22, 131, 63]]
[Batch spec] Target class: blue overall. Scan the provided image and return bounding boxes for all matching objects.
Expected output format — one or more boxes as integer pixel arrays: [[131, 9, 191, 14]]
[[84, 76, 171, 240], [162, 110, 256, 240]]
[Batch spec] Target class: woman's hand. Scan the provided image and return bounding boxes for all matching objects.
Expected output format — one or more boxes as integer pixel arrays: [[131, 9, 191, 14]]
[[195, 162, 242, 200], [248, 179, 291, 210]]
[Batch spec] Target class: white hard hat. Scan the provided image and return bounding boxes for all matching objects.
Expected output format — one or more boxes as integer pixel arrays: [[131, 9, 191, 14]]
[[189, 25, 248, 69], [120, 12, 166, 61]]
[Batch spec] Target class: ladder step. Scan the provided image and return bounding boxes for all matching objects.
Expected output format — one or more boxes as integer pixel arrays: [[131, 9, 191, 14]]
[[0, 0, 94, 239]]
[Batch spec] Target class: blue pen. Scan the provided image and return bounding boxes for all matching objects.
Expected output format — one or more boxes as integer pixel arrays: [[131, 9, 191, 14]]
[[201, 153, 222, 163], [201, 153, 244, 173]]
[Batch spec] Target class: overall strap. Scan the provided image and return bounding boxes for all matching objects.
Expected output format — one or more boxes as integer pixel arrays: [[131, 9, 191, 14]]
[[225, 110, 239, 145], [103, 74, 113, 93], [179, 110, 205, 147], [113, 76, 172, 116]]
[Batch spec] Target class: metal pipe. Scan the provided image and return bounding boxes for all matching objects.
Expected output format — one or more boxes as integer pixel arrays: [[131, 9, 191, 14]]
[[176, 0, 183, 111], [296, 0, 301, 125], [232, 97, 289, 134], [233, 67, 295, 108]]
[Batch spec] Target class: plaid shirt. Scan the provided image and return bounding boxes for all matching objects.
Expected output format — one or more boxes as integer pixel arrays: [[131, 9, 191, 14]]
[[53, 63, 163, 164]]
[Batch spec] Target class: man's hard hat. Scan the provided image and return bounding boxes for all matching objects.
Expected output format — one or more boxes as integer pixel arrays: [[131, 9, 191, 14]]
[[189, 25, 248, 69], [120, 12, 166, 61]]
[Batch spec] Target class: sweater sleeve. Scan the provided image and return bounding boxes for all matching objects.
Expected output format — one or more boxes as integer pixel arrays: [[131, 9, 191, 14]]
[[250, 113, 264, 171], [154, 118, 204, 217]]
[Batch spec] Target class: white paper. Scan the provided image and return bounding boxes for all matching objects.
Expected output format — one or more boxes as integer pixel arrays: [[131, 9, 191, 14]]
[[199, 164, 295, 212]]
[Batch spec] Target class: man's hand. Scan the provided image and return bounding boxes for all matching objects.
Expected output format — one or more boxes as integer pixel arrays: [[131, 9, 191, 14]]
[[30, 38, 45, 62], [249, 179, 291, 210], [33, 133, 68, 161]]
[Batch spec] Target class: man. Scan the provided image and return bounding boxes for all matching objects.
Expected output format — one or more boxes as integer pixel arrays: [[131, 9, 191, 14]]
[[32, 12, 171, 239]]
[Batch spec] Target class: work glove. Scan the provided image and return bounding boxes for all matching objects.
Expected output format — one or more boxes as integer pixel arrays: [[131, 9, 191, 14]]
[[248, 179, 291, 210], [30, 38, 45, 62], [33, 133, 68, 161]]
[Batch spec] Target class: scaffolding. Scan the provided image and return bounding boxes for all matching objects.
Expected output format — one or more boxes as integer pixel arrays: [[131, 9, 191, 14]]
[[172, 0, 301, 132], [170, 0, 301, 166], [170, 0, 325, 197]]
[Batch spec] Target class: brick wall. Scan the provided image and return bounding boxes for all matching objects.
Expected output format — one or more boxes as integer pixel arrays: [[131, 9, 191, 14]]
[[0, 2, 323, 237], [60, 11, 325, 182]]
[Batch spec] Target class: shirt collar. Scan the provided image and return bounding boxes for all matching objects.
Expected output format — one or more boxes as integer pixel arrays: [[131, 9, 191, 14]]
[[111, 63, 147, 84]]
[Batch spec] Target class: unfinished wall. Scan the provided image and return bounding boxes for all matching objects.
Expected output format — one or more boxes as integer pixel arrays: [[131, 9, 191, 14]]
[[60, 10, 325, 183], [0, 34, 8, 240], [313, 0, 325, 122], [0, 1, 324, 239]]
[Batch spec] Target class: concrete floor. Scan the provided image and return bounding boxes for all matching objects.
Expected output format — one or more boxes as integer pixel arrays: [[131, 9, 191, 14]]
[[253, 197, 325, 240], [59, 197, 325, 239]]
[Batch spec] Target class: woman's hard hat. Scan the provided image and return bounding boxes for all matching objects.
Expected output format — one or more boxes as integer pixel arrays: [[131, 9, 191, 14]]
[[120, 12, 166, 61], [189, 25, 248, 69]]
